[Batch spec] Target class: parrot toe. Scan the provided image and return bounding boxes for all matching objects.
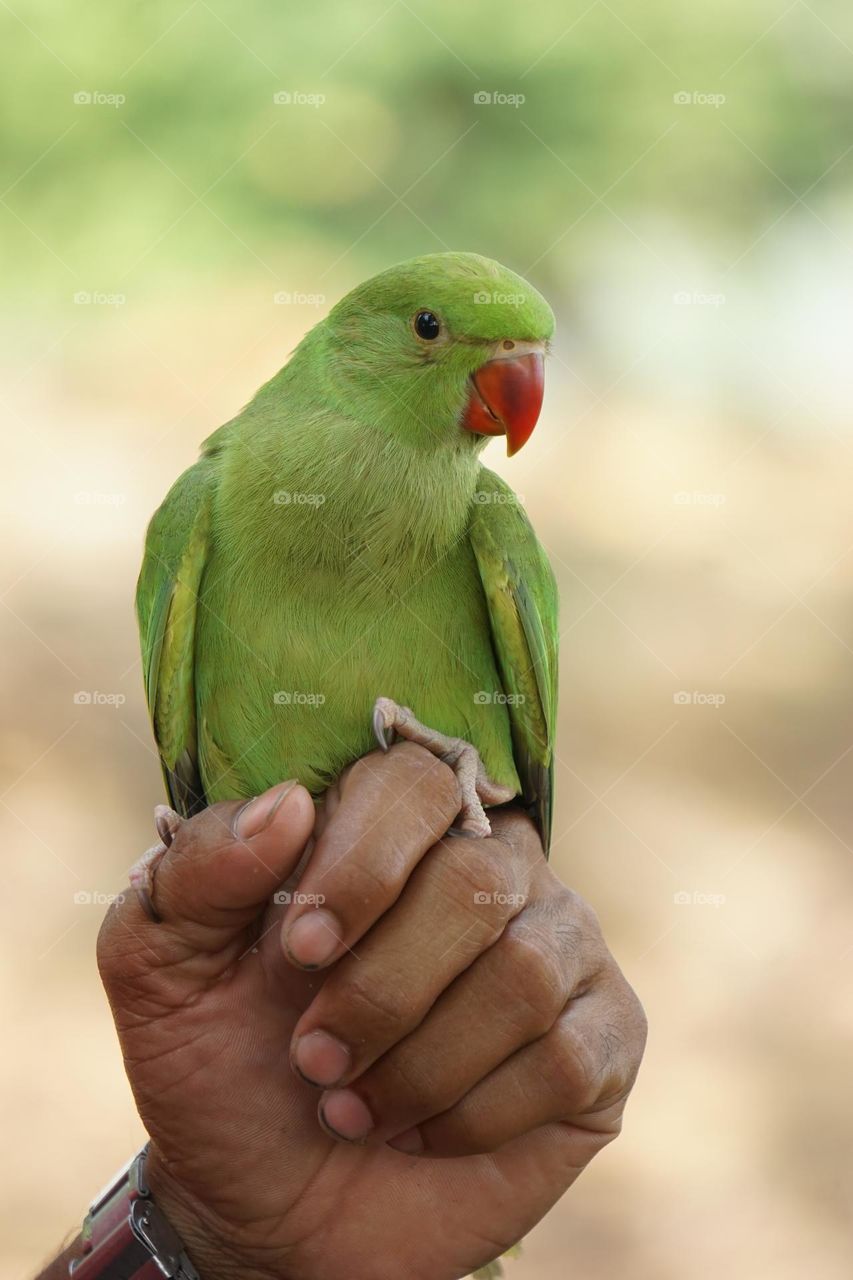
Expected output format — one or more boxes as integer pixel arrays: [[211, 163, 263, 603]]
[[370, 697, 516, 837], [128, 804, 184, 922], [154, 803, 183, 846], [128, 839, 167, 922]]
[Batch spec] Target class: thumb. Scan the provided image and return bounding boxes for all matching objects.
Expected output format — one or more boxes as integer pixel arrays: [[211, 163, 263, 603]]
[[100, 781, 316, 970]]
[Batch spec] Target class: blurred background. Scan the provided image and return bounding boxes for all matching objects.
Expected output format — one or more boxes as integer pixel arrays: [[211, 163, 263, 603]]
[[2, 0, 852, 1275]]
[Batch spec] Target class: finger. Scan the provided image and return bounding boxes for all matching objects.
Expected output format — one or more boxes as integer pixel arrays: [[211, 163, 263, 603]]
[[289, 829, 538, 1093], [98, 780, 315, 975], [280, 742, 460, 970], [316, 893, 589, 1142], [409, 981, 647, 1157]]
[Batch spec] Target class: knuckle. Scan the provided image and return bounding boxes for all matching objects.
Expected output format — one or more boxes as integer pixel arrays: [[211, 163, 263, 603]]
[[615, 978, 649, 1062], [548, 887, 608, 970], [342, 968, 419, 1039], [369, 1050, 453, 1121], [634, 993, 649, 1050], [557, 886, 601, 938], [502, 973, 563, 1038], [507, 975, 565, 1037], [490, 809, 543, 860], [591, 1018, 641, 1107], [592, 959, 648, 1055], [545, 1021, 606, 1112], [346, 850, 407, 904], [501, 920, 567, 1021], [435, 839, 517, 910]]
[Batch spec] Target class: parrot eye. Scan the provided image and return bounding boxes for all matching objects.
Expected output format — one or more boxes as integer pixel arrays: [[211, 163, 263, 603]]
[[414, 310, 441, 341]]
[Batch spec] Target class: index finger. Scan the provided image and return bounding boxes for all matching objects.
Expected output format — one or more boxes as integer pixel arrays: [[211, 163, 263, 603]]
[[280, 742, 460, 969]]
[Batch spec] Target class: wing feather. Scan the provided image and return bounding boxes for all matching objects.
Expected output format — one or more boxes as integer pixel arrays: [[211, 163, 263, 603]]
[[469, 469, 559, 851], [136, 461, 213, 816]]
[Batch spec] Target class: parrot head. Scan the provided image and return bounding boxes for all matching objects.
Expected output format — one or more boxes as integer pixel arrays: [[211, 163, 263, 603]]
[[319, 252, 555, 456]]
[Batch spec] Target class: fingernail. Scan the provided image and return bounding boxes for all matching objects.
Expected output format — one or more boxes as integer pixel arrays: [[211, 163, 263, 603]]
[[319, 1089, 374, 1143], [284, 909, 342, 968], [292, 1030, 351, 1087], [232, 781, 297, 839], [387, 1126, 424, 1155]]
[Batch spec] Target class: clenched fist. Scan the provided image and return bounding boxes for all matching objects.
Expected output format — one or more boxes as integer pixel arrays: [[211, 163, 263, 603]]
[[93, 743, 646, 1280]]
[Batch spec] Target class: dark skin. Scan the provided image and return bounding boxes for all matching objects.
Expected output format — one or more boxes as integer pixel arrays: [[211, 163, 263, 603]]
[[40, 744, 646, 1280]]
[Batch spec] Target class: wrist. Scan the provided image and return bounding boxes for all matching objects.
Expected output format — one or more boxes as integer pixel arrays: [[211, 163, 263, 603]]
[[35, 1234, 82, 1280], [144, 1146, 288, 1280]]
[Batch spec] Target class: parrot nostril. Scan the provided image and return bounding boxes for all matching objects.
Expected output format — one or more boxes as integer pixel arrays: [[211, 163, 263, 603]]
[[502, 340, 515, 351]]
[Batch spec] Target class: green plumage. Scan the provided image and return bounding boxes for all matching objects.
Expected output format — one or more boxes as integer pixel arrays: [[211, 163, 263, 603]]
[[137, 252, 559, 849]]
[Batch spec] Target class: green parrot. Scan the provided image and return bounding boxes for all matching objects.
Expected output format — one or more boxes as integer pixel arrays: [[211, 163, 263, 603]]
[[135, 252, 558, 1275], [136, 250, 558, 842]]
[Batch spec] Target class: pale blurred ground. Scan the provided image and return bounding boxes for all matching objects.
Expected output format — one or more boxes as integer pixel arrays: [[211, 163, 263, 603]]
[[2, 2, 853, 1278]]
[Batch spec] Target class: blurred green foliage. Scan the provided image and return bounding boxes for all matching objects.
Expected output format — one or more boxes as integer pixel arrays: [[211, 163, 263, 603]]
[[2, 0, 853, 304]]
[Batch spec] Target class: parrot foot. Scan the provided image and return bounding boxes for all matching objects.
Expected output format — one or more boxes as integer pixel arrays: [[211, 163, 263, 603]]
[[371, 696, 515, 837], [128, 804, 183, 922]]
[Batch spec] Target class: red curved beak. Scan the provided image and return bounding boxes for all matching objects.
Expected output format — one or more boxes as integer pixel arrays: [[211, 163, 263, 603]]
[[462, 351, 545, 456]]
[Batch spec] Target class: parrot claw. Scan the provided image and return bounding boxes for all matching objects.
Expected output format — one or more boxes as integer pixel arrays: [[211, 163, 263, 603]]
[[370, 697, 516, 836], [128, 805, 184, 923], [372, 704, 392, 752], [154, 803, 183, 847]]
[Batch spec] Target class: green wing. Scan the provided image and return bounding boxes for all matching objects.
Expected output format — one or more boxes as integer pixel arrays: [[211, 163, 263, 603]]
[[135, 458, 214, 817], [469, 469, 559, 853]]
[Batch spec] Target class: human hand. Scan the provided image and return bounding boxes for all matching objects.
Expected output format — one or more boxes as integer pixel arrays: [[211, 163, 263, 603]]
[[96, 743, 646, 1280]]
